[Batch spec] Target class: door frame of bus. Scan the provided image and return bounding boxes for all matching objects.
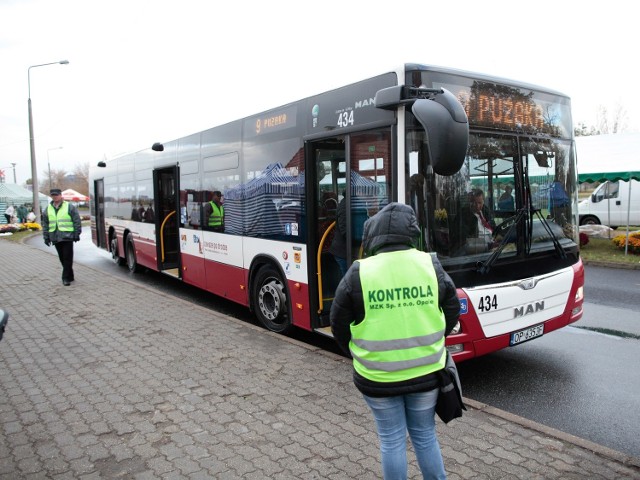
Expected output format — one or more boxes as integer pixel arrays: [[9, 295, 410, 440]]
[[93, 178, 107, 249], [306, 136, 354, 328], [153, 166, 181, 276]]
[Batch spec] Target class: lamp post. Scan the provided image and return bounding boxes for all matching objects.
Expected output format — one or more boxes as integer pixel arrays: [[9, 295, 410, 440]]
[[10, 163, 16, 183], [28, 60, 69, 223], [47, 146, 63, 191]]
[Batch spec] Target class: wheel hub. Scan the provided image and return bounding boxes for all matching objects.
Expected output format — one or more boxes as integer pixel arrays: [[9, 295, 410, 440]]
[[258, 280, 284, 321]]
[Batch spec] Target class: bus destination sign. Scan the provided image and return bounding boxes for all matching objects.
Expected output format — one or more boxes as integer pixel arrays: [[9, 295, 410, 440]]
[[245, 106, 297, 138]]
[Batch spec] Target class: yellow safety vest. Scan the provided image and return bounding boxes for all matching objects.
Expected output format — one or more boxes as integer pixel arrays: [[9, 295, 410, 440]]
[[47, 202, 74, 232], [350, 249, 446, 382], [208, 201, 224, 227]]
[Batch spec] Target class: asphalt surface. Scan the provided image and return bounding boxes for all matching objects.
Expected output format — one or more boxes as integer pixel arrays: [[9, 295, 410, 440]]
[[1, 238, 639, 479]]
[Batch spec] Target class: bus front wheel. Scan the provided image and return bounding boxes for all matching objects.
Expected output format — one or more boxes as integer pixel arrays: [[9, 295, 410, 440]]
[[252, 266, 291, 334]]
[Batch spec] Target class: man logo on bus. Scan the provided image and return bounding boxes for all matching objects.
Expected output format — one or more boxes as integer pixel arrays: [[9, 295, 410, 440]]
[[514, 301, 545, 318]]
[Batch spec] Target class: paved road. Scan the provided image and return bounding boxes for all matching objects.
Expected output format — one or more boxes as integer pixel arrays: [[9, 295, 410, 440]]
[[1, 238, 639, 478]]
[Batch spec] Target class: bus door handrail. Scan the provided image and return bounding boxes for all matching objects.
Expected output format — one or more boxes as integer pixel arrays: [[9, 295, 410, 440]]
[[317, 221, 336, 313], [160, 210, 176, 263]]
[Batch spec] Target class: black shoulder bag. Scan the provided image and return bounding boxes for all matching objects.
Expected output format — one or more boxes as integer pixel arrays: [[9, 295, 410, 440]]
[[435, 351, 466, 423]]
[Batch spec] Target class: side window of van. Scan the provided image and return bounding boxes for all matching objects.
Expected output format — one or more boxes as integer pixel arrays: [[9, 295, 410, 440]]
[[593, 181, 619, 202]]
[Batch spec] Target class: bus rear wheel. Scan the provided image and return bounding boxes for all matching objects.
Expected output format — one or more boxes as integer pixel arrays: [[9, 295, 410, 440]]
[[111, 235, 126, 266], [252, 266, 291, 334], [125, 235, 142, 273]]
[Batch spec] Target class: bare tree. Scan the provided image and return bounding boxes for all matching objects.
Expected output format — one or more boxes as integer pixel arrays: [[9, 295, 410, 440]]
[[37, 162, 89, 195], [596, 102, 628, 134]]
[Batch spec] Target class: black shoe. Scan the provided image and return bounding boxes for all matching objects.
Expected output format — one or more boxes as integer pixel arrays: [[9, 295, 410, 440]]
[[63, 280, 70, 286]]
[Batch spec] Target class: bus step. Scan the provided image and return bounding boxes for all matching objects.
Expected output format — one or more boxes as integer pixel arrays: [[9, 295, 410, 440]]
[[162, 268, 180, 278], [314, 326, 333, 337]]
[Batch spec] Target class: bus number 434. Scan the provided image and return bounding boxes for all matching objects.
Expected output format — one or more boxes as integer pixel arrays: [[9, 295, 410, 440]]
[[478, 294, 498, 312], [337, 111, 354, 128]]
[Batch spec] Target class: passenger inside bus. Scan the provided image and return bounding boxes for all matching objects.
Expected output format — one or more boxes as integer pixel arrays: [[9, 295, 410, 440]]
[[459, 189, 495, 254], [497, 185, 515, 212], [144, 205, 155, 223], [328, 193, 348, 276]]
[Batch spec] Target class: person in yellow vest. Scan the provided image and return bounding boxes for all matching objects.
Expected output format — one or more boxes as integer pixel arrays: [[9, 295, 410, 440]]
[[330, 202, 460, 479], [204, 191, 225, 232], [42, 188, 82, 286]]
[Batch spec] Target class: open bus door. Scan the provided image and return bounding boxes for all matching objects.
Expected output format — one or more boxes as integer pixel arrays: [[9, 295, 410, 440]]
[[308, 129, 392, 333], [308, 138, 347, 331], [153, 166, 181, 278], [93, 179, 107, 248]]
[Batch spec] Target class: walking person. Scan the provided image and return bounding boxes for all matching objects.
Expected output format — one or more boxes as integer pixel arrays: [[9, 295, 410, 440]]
[[4, 204, 15, 224], [42, 188, 82, 286], [330, 202, 460, 479]]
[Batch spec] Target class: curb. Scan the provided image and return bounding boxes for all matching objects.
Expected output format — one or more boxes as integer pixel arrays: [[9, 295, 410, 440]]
[[463, 398, 640, 470], [582, 259, 640, 269]]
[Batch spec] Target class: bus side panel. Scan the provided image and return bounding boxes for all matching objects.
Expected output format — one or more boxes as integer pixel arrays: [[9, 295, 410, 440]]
[[181, 252, 207, 290], [287, 279, 311, 331], [204, 260, 248, 306], [132, 229, 158, 270]]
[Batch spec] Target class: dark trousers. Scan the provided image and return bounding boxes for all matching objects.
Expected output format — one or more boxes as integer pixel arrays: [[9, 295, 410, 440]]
[[54, 241, 75, 281]]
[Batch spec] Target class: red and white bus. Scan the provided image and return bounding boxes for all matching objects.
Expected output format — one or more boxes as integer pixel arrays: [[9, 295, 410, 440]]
[[90, 63, 584, 362]]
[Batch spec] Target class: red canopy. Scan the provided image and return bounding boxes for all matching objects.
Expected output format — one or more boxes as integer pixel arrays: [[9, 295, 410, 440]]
[[61, 189, 89, 202]]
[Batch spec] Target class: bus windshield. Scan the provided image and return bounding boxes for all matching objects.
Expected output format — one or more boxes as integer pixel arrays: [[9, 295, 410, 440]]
[[408, 131, 578, 268]]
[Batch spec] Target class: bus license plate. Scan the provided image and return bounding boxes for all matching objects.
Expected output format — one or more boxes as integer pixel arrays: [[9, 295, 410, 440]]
[[510, 324, 544, 346]]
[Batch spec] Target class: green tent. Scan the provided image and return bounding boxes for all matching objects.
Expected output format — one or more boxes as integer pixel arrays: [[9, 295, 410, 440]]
[[578, 171, 640, 183], [0, 183, 50, 224]]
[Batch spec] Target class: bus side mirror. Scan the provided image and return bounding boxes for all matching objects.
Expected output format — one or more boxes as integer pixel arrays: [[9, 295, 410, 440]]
[[412, 88, 469, 176]]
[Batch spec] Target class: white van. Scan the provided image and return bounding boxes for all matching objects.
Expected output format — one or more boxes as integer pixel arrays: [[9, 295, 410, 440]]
[[578, 179, 640, 227]]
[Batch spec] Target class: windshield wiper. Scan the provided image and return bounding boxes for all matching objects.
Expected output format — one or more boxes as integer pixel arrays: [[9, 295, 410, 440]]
[[528, 209, 567, 259], [479, 152, 568, 274], [478, 208, 526, 275]]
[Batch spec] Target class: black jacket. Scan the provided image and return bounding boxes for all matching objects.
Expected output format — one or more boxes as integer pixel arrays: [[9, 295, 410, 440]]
[[330, 203, 460, 397]]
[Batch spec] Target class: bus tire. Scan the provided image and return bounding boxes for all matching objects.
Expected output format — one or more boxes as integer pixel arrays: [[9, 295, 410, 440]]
[[252, 265, 291, 334], [580, 215, 600, 226], [125, 235, 142, 273], [111, 234, 126, 266]]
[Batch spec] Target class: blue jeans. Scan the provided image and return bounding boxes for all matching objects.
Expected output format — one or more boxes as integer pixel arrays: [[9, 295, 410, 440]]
[[363, 390, 446, 480]]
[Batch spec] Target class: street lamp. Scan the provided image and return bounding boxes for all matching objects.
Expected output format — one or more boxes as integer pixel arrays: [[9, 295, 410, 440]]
[[10, 163, 16, 183], [47, 146, 63, 190], [28, 59, 69, 223]]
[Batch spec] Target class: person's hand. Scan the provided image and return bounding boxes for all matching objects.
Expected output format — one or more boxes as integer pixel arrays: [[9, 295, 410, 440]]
[[44, 239, 51, 247]]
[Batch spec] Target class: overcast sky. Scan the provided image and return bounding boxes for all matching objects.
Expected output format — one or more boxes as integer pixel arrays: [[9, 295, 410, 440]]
[[1, 0, 637, 186]]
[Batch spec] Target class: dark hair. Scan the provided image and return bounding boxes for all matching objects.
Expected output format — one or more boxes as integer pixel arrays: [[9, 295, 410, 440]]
[[213, 191, 222, 197]]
